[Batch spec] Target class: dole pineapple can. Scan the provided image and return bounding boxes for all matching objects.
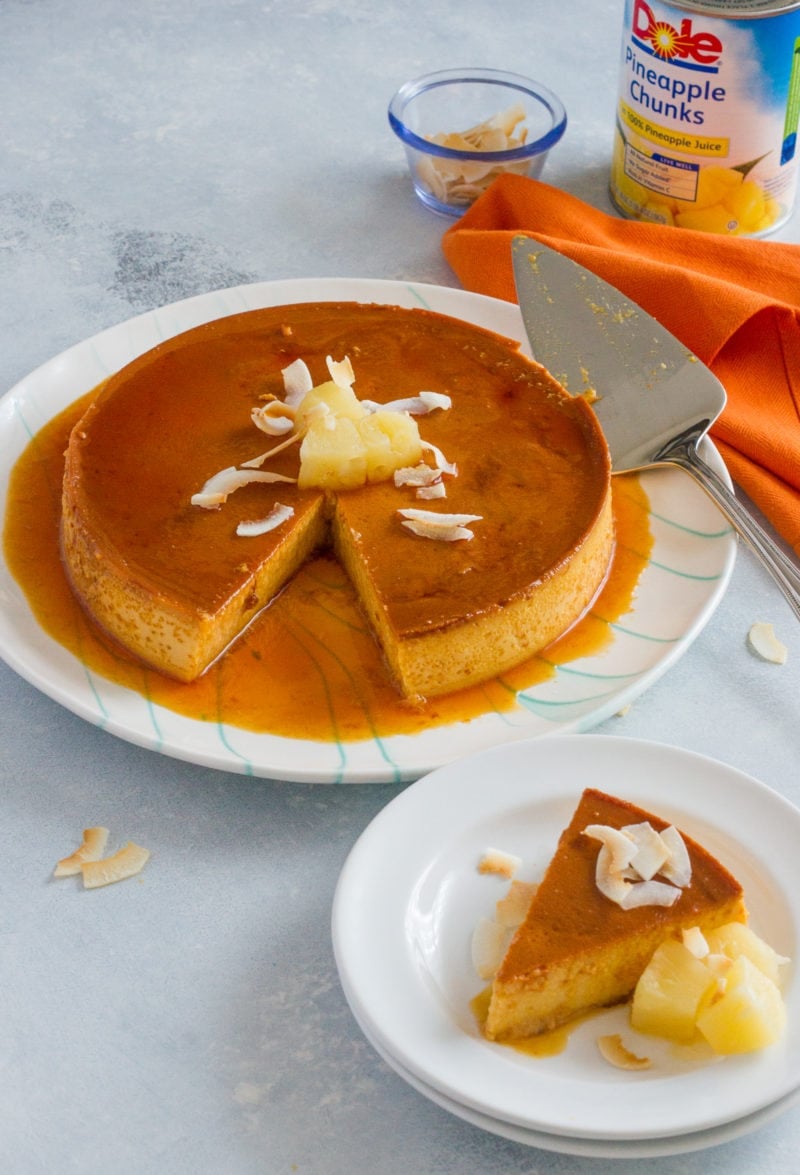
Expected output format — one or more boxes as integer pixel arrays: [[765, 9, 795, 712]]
[[610, 0, 800, 235]]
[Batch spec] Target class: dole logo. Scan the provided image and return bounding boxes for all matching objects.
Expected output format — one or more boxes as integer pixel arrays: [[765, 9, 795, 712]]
[[632, 0, 722, 66]]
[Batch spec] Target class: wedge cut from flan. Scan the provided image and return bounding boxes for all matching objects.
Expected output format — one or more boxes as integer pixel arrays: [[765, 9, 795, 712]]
[[485, 788, 746, 1041], [60, 301, 613, 697]]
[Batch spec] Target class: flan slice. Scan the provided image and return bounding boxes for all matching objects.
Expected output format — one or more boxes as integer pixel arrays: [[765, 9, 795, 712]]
[[485, 788, 746, 1041]]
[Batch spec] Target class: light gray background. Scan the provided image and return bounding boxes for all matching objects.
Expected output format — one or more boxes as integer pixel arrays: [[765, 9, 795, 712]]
[[2, 2, 799, 1172]]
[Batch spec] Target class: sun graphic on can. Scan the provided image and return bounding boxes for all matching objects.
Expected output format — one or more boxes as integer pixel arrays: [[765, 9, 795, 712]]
[[646, 20, 688, 59]]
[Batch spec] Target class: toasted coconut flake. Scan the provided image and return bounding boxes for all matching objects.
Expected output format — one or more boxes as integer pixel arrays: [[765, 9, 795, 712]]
[[471, 916, 509, 980], [281, 358, 314, 406], [416, 481, 447, 500], [659, 825, 692, 888], [191, 466, 296, 508], [624, 821, 671, 882], [240, 430, 303, 469], [80, 842, 150, 889], [399, 506, 481, 542], [326, 354, 355, 389], [595, 844, 635, 905], [53, 826, 110, 877], [394, 463, 442, 488], [495, 880, 538, 928], [597, 1034, 651, 1071], [362, 391, 452, 416], [236, 503, 295, 537], [420, 105, 530, 204], [620, 878, 681, 909], [251, 403, 295, 436], [583, 824, 637, 875], [478, 847, 522, 878], [421, 441, 457, 477], [748, 621, 788, 664], [683, 926, 710, 958], [399, 508, 481, 527], [588, 820, 691, 908]]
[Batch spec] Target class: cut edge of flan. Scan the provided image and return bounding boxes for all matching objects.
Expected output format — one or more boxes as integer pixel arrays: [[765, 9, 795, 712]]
[[333, 488, 614, 699], [484, 787, 747, 1042], [60, 466, 330, 682]]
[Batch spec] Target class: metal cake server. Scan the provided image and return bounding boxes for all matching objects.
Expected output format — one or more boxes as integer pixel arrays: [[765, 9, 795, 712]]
[[510, 234, 800, 621]]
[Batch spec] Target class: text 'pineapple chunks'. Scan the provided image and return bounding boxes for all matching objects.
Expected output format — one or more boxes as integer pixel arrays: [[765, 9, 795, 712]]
[[296, 381, 423, 490], [631, 922, 788, 1054]]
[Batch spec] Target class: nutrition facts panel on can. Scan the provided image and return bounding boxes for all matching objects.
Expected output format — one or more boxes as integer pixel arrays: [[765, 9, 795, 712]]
[[625, 150, 700, 201], [610, 0, 800, 235]]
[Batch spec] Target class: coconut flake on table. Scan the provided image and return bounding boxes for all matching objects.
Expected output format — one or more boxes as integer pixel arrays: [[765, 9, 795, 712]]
[[53, 826, 110, 877], [191, 466, 296, 508], [398, 507, 481, 541], [80, 841, 151, 889], [236, 503, 295, 537], [747, 621, 788, 664]]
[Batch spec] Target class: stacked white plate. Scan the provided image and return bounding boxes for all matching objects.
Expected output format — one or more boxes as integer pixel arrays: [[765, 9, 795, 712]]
[[332, 736, 800, 1157]]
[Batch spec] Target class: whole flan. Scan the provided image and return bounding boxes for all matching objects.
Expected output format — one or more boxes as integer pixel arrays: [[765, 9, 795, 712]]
[[485, 788, 747, 1041], [61, 302, 613, 698]]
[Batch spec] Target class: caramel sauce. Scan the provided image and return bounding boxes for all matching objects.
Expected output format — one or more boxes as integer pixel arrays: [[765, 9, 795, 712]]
[[470, 985, 609, 1057], [3, 395, 652, 742]]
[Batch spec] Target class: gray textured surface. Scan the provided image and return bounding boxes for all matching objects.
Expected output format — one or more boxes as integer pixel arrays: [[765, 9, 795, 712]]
[[2, 1, 799, 1171]]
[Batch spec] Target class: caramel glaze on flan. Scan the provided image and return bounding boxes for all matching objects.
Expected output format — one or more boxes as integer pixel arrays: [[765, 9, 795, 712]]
[[61, 302, 613, 698], [485, 788, 747, 1042]]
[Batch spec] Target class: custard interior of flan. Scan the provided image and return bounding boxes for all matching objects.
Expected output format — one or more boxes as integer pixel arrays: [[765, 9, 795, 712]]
[[60, 302, 613, 698]]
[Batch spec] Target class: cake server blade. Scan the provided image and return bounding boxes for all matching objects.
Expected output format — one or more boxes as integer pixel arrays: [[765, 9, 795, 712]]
[[510, 234, 800, 619]]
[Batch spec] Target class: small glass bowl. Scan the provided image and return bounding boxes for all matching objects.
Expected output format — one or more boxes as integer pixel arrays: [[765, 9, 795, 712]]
[[388, 68, 567, 217]]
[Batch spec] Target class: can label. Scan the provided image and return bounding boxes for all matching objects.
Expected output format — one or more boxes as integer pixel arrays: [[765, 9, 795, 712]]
[[610, 0, 800, 235]]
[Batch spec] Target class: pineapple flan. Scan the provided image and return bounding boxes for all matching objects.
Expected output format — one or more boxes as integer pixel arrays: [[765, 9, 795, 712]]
[[485, 788, 746, 1041], [60, 301, 613, 697]]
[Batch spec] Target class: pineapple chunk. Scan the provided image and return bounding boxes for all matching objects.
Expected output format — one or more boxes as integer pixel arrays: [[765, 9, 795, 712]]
[[294, 380, 367, 432], [705, 923, 787, 986], [631, 938, 718, 1042], [724, 179, 766, 231], [693, 164, 742, 211], [697, 955, 786, 1054], [358, 411, 422, 483], [674, 203, 736, 234], [298, 416, 366, 489]]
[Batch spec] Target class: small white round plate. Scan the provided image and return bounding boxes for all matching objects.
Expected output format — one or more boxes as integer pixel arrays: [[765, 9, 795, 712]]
[[332, 734, 800, 1140], [0, 280, 735, 782], [359, 1004, 800, 1157]]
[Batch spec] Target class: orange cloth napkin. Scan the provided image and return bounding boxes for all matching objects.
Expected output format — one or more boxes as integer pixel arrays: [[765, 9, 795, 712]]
[[442, 173, 800, 556]]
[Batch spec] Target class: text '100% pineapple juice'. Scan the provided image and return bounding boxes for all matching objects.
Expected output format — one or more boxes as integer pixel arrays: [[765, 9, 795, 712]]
[[610, 0, 800, 235]]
